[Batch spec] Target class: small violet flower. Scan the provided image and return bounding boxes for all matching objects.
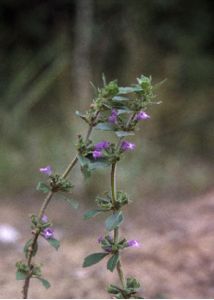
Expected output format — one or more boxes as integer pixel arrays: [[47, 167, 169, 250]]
[[92, 150, 102, 159], [94, 141, 110, 151], [39, 165, 52, 176], [135, 111, 150, 121], [127, 240, 140, 248], [97, 236, 104, 243], [41, 215, 49, 223], [108, 109, 118, 124], [104, 246, 112, 253], [42, 228, 54, 239], [121, 141, 136, 151]]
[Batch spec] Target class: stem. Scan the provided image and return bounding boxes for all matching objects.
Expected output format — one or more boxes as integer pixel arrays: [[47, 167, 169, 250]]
[[21, 118, 97, 298], [61, 156, 78, 179], [111, 163, 126, 290], [117, 258, 126, 290], [111, 162, 117, 209]]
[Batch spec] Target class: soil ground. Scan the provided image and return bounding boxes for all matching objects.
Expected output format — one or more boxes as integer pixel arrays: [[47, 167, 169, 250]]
[[0, 189, 214, 299]]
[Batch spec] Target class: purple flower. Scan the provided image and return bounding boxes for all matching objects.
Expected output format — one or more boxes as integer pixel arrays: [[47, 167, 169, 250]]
[[127, 240, 140, 248], [108, 109, 118, 124], [104, 246, 112, 253], [41, 215, 48, 223], [42, 228, 54, 239], [39, 165, 52, 176], [94, 141, 110, 151], [121, 141, 136, 151], [97, 236, 104, 243], [92, 150, 103, 159], [134, 111, 150, 121]]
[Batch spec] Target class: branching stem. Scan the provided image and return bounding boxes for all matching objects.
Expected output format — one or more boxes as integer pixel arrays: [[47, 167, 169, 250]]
[[22, 116, 97, 299]]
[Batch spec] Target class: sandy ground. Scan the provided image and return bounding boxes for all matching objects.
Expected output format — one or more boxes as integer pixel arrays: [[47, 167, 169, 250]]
[[0, 189, 214, 299]]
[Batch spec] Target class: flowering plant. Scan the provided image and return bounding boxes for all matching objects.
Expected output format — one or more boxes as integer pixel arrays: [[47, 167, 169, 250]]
[[16, 74, 161, 298], [81, 75, 161, 298]]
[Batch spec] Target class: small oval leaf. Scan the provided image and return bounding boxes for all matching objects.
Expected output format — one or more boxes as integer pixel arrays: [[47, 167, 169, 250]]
[[83, 252, 109, 268], [16, 271, 27, 281], [95, 123, 115, 131], [46, 238, 60, 250], [84, 209, 103, 220], [105, 211, 124, 231], [107, 253, 119, 272], [37, 277, 51, 289], [36, 182, 50, 193], [112, 96, 129, 101], [115, 131, 135, 138]]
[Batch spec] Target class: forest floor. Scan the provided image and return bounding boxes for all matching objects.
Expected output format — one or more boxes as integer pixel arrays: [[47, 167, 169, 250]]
[[0, 189, 214, 299]]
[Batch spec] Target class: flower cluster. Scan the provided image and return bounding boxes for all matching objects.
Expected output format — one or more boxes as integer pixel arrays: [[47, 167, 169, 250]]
[[92, 139, 136, 161], [108, 109, 118, 124], [92, 140, 110, 159], [98, 235, 140, 251]]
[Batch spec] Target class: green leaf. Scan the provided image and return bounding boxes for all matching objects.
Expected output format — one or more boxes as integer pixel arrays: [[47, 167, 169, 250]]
[[107, 284, 121, 294], [83, 252, 109, 268], [119, 86, 143, 94], [84, 209, 104, 220], [112, 96, 129, 101], [36, 181, 50, 193], [16, 271, 27, 280], [64, 197, 79, 209], [127, 277, 141, 289], [132, 86, 143, 93], [107, 253, 119, 272], [105, 211, 124, 231], [77, 154, 90, 167], [46, 238, 60, 250], [75, 111, 88, 122], [37, 277, 51, 289], [119, 87, 135, 94], [95, 122, 115, 131], [89, 159, 110, 170], [81, 164, 91, 178], [115, 131, 135, 138], [78, 155, 91, 178], [117, 108, 132, 115]]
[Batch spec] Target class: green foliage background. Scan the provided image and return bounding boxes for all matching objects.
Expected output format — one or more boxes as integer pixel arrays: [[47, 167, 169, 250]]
[[0, 0, 213, 197]]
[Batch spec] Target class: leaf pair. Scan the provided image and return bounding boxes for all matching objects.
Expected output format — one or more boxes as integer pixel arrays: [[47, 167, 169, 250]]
[[84, 210, 124, 232], [83, 252, 119, 272], [16, 271, 50, 289]]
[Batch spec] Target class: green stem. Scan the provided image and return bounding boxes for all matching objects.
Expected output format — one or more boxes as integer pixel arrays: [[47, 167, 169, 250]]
[[111, 162, 117, 209], [21, 117, 97, 299], [111, 163, 126, 290], [61, 156, 78, 179], [116, 257, 126, 290]]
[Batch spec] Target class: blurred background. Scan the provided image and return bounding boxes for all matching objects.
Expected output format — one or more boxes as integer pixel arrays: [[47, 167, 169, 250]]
[[0, 0, 213, 298]]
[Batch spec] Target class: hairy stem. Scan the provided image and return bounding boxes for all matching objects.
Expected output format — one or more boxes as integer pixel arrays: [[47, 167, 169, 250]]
[[111, 163, 126, 290], [61, 156, 78, 179], [111, 162, 117, 209], [116, 256, 126, 290], [22, 117, 97, 299]]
